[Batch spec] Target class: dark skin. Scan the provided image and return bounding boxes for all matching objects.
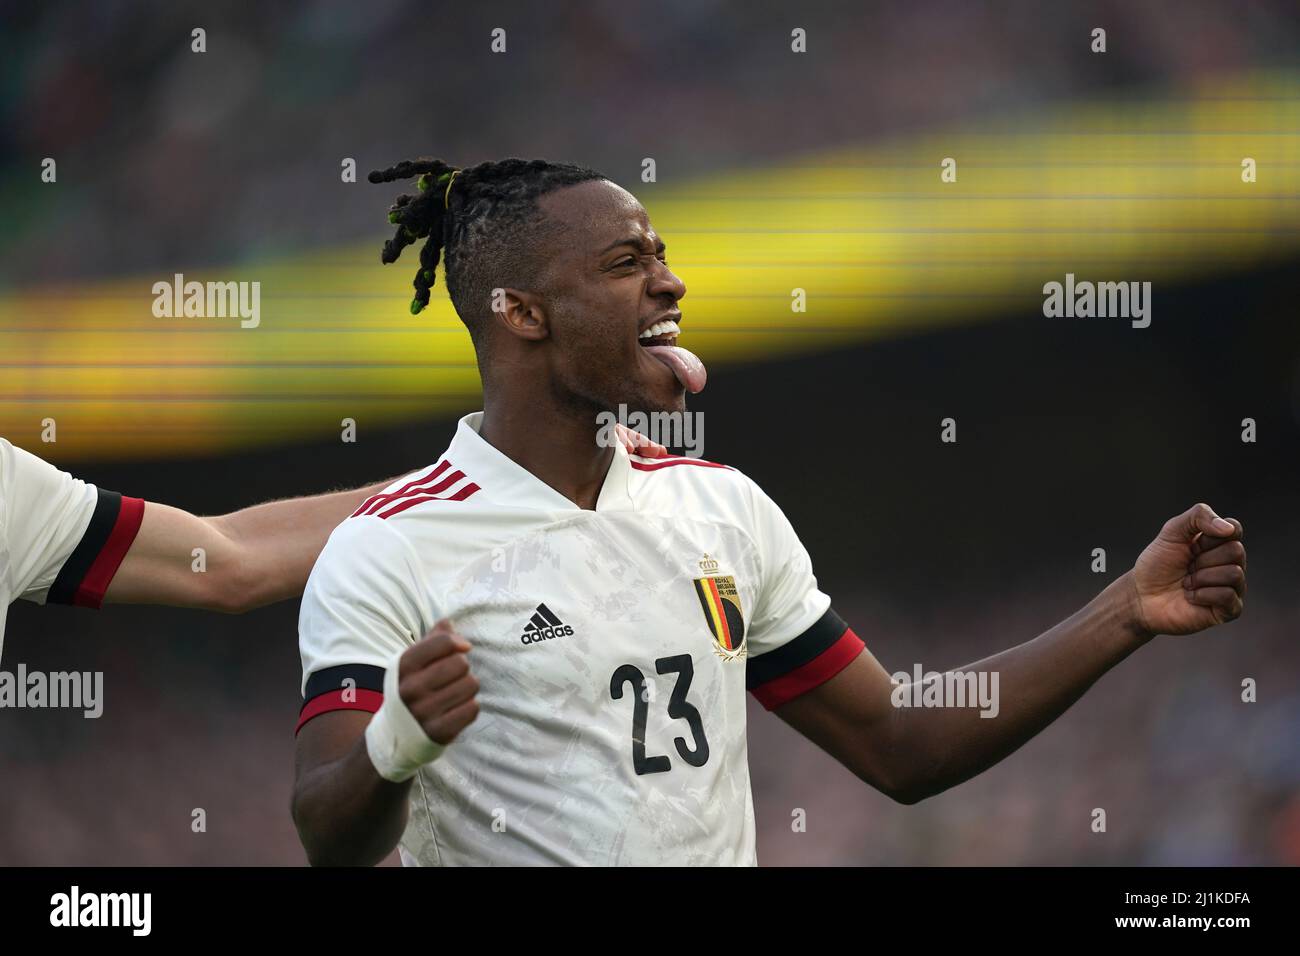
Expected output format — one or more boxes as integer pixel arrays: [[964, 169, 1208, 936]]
[[780, 510, 1246, 803], [474, 179, 689, 509], [292, 179, 1247, 864]]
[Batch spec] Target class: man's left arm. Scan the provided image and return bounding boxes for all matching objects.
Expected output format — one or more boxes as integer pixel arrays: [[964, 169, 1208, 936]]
[[769, 503, 1246, 804]]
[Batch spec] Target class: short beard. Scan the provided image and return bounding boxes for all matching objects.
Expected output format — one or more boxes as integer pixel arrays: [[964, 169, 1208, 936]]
[[550, 374, 684, 425]]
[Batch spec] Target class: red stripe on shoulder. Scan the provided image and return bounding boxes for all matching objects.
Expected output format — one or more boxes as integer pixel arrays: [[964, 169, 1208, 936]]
[[751, 628, 865, 710], [74, 496, 145, 609], [295, 688, 384, 735], [352, 461, 451, 517], [629, 456, 733, 472], [378, 481, 480, 519]]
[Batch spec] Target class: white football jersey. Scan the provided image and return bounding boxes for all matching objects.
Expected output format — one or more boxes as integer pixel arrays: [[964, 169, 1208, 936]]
[[297, 412, 863, 866], [0, 438, 145, 660]]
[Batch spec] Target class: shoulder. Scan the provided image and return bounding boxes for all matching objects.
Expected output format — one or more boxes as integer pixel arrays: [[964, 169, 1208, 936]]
[[626, 453, 745, 489], [312, 456, 486, 580], [344, 458, 484, 525], [631, 453, 805, 544], [0, 437, 45, 491], [627, 452, 770, 521], [0, 437, 94, 515], [309, 509, 421, 588], [0, 437, 13, 498]]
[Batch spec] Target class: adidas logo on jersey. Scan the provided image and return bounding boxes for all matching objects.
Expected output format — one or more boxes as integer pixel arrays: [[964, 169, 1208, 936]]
[[520, 603, 575, 645]]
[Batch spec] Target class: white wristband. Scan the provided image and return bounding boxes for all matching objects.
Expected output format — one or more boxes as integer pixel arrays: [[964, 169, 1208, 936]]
[[365, 650, 445, 782]]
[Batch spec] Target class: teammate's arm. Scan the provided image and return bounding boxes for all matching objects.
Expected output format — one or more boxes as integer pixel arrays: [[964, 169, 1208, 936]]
[[105, 425, 665, 614], [773, 503, 1246, 804], [106, 424, 665, 613], [292, 621, 478, 866], [103, 482, 392, 613]]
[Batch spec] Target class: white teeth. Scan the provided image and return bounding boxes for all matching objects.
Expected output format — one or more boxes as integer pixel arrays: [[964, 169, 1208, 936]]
[[638, 319, 681, 340]]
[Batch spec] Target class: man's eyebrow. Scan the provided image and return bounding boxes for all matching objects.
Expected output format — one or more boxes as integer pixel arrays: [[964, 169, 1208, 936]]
[[598, 235, 666, 256]]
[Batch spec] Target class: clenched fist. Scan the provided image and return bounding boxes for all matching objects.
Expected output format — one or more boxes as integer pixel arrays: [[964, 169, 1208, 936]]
[[397, 619, 481, 745], [1129, 503, 1246, 637]]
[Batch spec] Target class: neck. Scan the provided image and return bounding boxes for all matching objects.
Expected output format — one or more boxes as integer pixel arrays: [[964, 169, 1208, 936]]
[[478, 393, 613, 511]]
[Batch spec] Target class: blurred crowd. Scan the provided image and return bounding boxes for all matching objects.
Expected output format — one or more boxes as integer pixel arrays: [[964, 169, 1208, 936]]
[[3, 0, 1299, 286]]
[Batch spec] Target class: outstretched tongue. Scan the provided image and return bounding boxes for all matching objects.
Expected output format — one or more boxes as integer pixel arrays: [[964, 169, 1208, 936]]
[[643, 344, 707, 394]]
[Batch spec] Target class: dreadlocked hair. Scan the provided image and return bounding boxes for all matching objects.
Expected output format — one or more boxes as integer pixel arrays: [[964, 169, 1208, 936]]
[[367, 156, 607, 330]]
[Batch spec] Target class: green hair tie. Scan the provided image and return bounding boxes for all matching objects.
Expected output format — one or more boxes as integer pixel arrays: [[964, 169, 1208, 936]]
[[423, 270, 434, 281], [410, 298, 425, 315], [388, 211, 401, 224], [417, 174, 433, 191]]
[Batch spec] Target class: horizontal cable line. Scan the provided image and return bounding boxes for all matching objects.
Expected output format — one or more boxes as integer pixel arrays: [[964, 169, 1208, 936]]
[[0, 395, 475, 402], [0, 317, 1139, 337], [778, 162, 1300, 169], [18, 256, 1238, 280], [0, 274, 1167, 300], [648, 194, 1300, 201], [657, 227, 1300, 234], [791, 131, 1300, 136], [0, 362, 480, 368]]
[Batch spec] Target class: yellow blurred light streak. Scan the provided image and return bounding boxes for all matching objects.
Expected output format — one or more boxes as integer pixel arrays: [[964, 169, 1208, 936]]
[[2, 70, 1296, 461]]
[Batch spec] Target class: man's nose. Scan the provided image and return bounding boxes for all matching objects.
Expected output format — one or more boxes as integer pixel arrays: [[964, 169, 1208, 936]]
[[647, 261, 686, 302]]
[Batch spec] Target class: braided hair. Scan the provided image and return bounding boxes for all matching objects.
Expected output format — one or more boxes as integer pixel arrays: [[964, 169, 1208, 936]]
[[367, 157, 607, 336]]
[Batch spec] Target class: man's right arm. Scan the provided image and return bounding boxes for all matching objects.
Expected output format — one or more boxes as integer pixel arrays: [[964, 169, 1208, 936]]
[[293, 621, 480, 866], [292, 710, 412, 867]]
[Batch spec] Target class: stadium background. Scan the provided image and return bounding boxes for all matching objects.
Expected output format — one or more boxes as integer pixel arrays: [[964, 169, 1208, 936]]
[[2, 1, 1298, 864]]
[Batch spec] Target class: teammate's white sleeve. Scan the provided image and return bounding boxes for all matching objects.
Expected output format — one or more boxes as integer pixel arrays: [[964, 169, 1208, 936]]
[[296, 515, 435, 733], [741, 475, 865, 709], [2, 438, 95, 602], [1, 438, 143, 608]]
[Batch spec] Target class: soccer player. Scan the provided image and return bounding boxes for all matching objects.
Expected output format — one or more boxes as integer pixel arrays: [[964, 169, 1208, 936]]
[[291, 158, 1247, 866], [0, 433, 671, 661]]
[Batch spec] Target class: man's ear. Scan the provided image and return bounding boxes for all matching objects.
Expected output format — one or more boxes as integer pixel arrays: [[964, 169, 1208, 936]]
[[491, 287, 548, 342]]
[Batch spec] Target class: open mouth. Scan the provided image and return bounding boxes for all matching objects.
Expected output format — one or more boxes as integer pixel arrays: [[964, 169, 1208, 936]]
[[637, 318, 707, 393], [637, 318, 682, 348]]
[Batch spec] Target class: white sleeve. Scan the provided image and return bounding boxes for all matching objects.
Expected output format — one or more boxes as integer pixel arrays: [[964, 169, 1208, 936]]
[[296, 515, 435, 730], [742, 475, 863, 710], [743, 477, 833, 657], [1, 438, 99, 604]]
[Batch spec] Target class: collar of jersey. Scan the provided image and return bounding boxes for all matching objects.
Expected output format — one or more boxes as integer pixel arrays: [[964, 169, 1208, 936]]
[[448, 412, 635, 513]]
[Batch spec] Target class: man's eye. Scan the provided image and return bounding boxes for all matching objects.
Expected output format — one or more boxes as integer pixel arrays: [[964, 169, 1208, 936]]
[[615, 255, 667, 268]]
